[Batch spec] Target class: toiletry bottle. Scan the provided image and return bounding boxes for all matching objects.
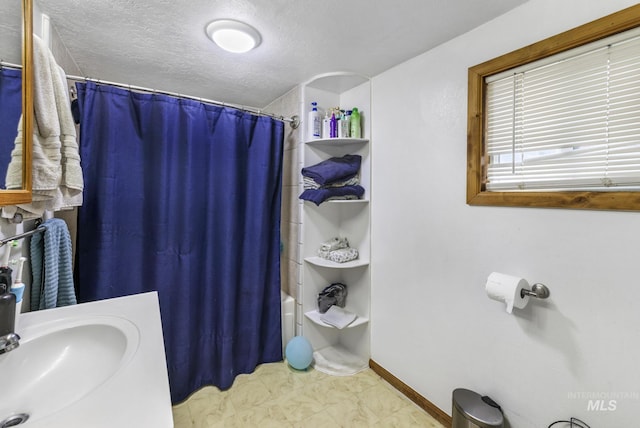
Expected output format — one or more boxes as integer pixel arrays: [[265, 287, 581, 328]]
[[10, 257, 26, 324], [308, 102, 321, 140], [350, 107, 361, 138], [329, 111, 338, 138], [322, 112, 331, 139], [0, 279, 16, 337], [1, 242, 11, 269], [340, 110, 351, 138]]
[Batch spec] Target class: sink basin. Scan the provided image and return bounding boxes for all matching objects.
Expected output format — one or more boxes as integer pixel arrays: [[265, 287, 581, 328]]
[[0, 292, 172, 428], [0, 315, 139, 424]]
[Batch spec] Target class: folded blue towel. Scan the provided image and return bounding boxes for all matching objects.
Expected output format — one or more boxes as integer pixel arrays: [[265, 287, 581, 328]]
[[30, 218, 77, 310], [301, 154, 361, 186], [299, 185, 365, 205]]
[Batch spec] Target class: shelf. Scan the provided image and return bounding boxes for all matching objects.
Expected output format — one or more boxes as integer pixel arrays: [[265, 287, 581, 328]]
[[302, 73, 371, 377], [305, 72, 369, 93], [303, 199, 369, 206], [312, 345, 369, 376], [304, 256, 369, 269], [305, 310, 369, 329], [304, 138, 369, 146]]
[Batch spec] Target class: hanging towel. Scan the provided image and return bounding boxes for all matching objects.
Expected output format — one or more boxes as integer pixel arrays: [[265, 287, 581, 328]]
[[3, 35, 84, 220], [30, 218, 77, 310]]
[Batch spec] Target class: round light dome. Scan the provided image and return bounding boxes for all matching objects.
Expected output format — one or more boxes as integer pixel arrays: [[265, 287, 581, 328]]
[[205, 20, 262, 53]]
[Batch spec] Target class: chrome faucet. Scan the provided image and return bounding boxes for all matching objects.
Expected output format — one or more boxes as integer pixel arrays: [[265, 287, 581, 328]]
[[0, 333, 20, 354], [0, 282, 19, 355]]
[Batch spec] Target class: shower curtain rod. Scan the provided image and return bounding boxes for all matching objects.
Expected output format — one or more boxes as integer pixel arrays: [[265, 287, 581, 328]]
[[65, 74, 300, 129], [2, 61, 299, 128], [0, 60, 22, 69]]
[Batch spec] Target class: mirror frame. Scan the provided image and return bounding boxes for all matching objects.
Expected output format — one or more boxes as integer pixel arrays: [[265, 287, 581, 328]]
[[0, 0, 32, 205]]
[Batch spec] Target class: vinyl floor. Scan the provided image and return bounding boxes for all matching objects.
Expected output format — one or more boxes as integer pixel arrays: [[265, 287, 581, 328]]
[[172, 361, 446, 427]]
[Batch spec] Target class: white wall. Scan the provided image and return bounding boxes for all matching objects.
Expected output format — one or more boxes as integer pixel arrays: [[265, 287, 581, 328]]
[[370, 1, 640, 426]]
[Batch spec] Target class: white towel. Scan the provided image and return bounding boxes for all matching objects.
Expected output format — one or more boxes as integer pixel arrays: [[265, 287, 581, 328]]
[[3, 35, 83, 220], [320, 305, 357, 329]]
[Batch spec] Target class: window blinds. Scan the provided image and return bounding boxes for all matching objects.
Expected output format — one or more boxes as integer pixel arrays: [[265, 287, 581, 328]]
[[484, 30, 640, 191]]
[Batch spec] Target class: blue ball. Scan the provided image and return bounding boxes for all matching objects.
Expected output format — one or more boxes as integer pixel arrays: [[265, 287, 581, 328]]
[[285, 336, 313, 370]]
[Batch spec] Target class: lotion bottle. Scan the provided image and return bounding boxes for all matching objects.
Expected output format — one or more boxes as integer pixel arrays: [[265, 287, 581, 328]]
[[308, 102, 321, 140]]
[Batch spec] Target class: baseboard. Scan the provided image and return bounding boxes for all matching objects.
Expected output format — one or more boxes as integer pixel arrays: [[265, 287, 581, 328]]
[[369, 359, 452, 428]]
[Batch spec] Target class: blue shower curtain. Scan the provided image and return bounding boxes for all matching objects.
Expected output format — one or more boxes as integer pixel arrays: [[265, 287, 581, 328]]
[[75, 82, 284, 403], [0, 68, 22, 184]]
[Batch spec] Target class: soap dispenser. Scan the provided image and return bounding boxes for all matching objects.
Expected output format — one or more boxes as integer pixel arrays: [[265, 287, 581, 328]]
[[0, 292, 19, 354], [0, 279, 16, 340]]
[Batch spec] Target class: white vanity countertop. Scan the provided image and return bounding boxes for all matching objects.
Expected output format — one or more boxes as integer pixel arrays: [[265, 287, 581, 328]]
[[15, 292, 174, 428]]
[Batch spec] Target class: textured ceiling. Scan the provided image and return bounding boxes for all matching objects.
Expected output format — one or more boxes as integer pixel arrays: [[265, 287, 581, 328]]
[[30, 0, 528, 108]]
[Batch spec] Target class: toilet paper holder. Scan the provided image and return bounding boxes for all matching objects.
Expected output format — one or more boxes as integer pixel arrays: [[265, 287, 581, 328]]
[[520, 283, 550, 299]]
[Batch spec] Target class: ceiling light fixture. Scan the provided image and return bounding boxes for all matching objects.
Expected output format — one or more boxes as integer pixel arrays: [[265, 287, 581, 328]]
[[205, 19, 262, 54]]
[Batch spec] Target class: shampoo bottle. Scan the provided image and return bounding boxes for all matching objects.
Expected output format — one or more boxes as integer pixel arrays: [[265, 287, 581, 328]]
[[350, 107, 361, 139], [308, 102, 321, 140], [339, 110, 351, 138], [329, 111, 338, 138]]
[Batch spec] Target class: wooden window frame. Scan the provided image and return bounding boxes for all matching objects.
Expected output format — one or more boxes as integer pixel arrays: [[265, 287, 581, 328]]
[[467, 4, 640, 210]]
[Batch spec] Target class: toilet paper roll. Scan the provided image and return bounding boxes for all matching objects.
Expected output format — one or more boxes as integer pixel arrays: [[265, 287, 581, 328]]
[[485, 272, 530, 313]]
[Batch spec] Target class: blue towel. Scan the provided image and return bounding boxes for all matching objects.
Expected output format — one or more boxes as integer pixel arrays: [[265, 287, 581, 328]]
[[301, 154, 361, 186], [299, 185, 365, 205], [30, 218, 77, 310]]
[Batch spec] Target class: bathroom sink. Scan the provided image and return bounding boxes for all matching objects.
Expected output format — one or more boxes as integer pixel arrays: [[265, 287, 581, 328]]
[[0, 316, 139, 424], [0, 292, 172, 428]]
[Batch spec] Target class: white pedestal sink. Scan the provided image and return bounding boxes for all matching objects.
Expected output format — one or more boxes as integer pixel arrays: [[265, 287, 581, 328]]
[[0, 292, 173, 427]]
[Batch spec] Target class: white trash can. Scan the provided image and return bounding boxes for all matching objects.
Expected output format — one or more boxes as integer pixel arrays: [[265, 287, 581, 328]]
[[452, 388, 504, 428]]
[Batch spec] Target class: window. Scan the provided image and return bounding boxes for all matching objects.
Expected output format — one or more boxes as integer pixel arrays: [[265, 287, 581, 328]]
[[467, 4, 640, 210]]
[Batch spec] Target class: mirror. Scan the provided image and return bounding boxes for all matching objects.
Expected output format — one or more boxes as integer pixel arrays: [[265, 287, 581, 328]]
[[0, 0, 32, 205]]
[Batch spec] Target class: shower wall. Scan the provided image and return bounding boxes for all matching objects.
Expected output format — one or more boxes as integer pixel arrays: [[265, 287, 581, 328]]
[[264, 86, 302, 301]]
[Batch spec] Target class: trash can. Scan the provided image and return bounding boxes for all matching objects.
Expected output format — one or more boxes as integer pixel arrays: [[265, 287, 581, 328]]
[[452, 388, 504, 428]]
